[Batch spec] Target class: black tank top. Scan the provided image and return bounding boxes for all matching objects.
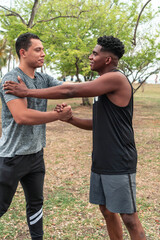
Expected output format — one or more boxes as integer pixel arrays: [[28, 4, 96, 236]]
[[92, 73, 137, 175]]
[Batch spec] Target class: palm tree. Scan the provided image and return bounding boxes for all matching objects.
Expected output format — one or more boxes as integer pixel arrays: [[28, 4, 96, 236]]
[[0, 39, 8, 78]]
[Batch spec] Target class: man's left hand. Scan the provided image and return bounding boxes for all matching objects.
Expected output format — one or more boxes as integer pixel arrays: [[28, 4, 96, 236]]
[[3, 76, 28, 98]]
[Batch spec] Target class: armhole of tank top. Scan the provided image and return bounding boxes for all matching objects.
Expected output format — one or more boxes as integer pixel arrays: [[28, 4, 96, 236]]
[[111, 69, 133, 93], [105, 71, 133, 108]]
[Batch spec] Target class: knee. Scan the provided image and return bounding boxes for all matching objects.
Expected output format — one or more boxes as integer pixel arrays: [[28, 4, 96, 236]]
[[26, 196, 44, 209], [121, 213, 138, 230], [99, 205, 114, 219]]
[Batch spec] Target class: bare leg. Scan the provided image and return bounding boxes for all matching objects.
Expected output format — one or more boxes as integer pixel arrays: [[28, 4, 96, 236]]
[[120, 212, 146, 240], [99, 205, 123, 240]]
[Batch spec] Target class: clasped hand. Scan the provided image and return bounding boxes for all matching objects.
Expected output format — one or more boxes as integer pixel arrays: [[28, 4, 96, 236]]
[[54, 103, 72, 122]]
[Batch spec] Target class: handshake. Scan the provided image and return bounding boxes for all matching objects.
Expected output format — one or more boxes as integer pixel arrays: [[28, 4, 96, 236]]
[[54, 103, 72, 122]]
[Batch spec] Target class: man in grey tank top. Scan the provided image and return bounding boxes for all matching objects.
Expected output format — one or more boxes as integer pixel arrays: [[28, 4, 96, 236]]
[[0, 33, 72, 239], [4, 36, 146, 239]]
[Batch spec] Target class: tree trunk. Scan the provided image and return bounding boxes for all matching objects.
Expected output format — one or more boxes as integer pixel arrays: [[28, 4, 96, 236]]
[[7, 51, 11, 72], [133, 80, 146, 94], [82, 97, 91, 106]]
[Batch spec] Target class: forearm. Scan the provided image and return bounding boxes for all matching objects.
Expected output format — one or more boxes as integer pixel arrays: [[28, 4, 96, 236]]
[[68, 116, 93, 130], [26, 84, 77, 99], [7, 98, 72, 125], [15, 109, 59, 125], [26, 82, 97, 99]]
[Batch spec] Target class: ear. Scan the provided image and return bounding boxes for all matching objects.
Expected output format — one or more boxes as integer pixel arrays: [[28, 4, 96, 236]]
[[19, 49, 26, 58], [105, 56, 112, 65]]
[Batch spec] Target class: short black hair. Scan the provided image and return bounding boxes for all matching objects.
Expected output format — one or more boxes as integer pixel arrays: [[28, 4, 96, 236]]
[[97, 35, 125, 59], [16, 32, 40, 59]]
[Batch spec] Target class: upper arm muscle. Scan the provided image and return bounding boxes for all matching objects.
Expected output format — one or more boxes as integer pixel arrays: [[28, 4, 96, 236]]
[[74, 72, 124, 97], [7, 98, 27, 121]]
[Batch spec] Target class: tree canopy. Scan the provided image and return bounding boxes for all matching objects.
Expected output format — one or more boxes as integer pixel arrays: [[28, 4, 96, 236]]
[[0, 0, 160, 87]]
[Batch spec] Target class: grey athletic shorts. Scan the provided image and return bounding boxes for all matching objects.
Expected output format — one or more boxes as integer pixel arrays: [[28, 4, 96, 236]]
[[89, 172, 137, 214]]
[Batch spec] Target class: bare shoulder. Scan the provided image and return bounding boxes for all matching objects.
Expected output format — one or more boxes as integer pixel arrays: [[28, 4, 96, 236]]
[[97, 71, 126, 82], [106, 72, 132, 107], [96, 71, 129, 90]]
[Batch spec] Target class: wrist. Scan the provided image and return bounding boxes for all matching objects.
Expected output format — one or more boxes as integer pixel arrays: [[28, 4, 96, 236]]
[[68, 116, 74, 123], [26, 89, 32, 97], [55, 111, 60, 121]]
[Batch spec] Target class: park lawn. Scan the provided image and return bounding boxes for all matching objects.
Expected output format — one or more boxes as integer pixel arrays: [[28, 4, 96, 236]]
[[0, 84, 159, 239]]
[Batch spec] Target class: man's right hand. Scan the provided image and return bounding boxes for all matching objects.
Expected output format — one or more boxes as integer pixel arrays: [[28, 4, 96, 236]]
[[57, 105, 72, 122], [3, 76, 28, 98]]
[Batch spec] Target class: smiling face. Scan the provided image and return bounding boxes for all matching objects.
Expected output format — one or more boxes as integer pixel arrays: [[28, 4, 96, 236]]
[[89, 44, 119, 75], [89, 45, 112, 74], [20, 38, 45, 69]]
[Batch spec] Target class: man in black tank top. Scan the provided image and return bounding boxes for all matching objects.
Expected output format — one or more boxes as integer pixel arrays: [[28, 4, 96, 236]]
[[4, 36, 146, 239]]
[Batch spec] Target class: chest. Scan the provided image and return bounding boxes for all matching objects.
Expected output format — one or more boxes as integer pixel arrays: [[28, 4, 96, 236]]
[[23, 77, 47, 111]]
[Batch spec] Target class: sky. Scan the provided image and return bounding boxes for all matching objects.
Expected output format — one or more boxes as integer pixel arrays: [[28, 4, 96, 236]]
[[1, 0, 159, 11], [0, 0, 160, 83]]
